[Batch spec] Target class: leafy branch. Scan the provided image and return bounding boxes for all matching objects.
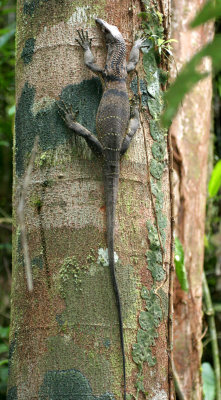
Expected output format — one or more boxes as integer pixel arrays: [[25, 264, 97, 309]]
[[161, 0, 221, 127]]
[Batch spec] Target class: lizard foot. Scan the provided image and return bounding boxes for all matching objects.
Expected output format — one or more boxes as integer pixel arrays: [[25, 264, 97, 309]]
[[76, 29, 92, 50], [57, 100, 78, 128], [134, 36, 149, 49]]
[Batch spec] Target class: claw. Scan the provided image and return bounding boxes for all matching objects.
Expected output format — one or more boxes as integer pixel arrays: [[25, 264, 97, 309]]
[[68, 104, 75, 115], [135, 37, 148, 48], [78, 29, 82, 40], [56, 101, 65, 113], [56, 102, 67, 122], [75, 29, 92, 49], [76, 29, 83, 46], [57, 107, 66, 122], [75, 38, 81, 46], [58, 99, 68, 111]]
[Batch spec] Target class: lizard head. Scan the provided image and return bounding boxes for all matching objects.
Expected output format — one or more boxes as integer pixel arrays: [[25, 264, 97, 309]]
[[95, 18, 127, 78], [95, 18, 125, 45]]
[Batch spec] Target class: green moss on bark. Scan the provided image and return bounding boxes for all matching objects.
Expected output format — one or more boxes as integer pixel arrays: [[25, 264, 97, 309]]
[[15, 79, 102, 176], [7, 386, 18, 400], [21, 38, 36, 64], [38, 368, 116, 399], [131, 2, 169, 397]]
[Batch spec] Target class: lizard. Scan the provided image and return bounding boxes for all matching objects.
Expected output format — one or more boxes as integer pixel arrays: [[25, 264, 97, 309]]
[[59, 18, 144, 399]]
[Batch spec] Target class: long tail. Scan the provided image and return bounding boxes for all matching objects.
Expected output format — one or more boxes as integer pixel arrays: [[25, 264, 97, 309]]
[[104, 163, 126, 400]]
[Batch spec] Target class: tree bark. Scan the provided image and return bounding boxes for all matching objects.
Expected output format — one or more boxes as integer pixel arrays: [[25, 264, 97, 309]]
[[9, 1, 173, 399], [170, 0, 213, 398]]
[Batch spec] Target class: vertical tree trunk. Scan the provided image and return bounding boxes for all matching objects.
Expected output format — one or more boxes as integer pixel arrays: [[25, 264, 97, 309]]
[[170, 0, 213, 398], [8, 1, 173, 399]]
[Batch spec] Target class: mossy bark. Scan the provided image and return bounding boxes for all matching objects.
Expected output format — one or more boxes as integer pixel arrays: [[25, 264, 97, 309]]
[[9, 1, 172, 399]]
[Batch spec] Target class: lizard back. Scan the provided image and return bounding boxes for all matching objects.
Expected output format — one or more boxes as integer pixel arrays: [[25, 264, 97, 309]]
[[96, 84, 130, 162]]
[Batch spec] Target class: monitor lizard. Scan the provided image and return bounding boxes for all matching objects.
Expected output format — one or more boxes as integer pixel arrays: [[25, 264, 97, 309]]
[[59, 18, 144, 399]]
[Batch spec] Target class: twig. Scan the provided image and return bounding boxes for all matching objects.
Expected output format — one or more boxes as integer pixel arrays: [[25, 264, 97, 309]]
[[203, 271, 221, 400], [17, 136, 39, 292], [0, 218, 12, 224]]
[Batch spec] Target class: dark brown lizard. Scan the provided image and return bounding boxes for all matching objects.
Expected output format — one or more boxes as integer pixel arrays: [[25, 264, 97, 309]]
[[59, 18, 144, 399]]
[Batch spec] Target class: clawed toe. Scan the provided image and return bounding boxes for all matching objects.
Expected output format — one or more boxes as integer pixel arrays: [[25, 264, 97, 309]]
[[56, 102, 67, 121], [75, 29, 92, 49], [57, 99, 78, 123], [135, 36, 149, 48]]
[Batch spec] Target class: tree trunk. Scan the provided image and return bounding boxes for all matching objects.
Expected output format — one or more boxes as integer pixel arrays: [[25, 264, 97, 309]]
[[8, 1, 173, 399], [170, 0, 213, 398]]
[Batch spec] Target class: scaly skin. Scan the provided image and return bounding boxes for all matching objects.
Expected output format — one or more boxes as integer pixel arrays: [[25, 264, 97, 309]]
[[59, 18, 144, 399]]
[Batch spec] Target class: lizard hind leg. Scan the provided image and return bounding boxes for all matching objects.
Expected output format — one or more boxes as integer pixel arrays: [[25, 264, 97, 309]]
[[57, 100, 78, 123], [120, 106, 140, 156], [57, 100, 104, 156]]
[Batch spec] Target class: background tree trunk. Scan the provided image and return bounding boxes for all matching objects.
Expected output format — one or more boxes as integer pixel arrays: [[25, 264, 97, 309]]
[[170, 0, 214, 398], [8, 1, 173, 399]]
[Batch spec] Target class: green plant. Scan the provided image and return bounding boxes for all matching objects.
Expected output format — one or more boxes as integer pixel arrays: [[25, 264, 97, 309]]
[[0, 326, 9, 396], [174, 237, 189, 292], [202, 362, 216, 400], [0, 2, 15, 398], [208, 160, 221, 197], [162, 0, 221, 127]]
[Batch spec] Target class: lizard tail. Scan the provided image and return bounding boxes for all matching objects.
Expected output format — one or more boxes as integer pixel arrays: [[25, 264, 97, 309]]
[[104, 165, 126, 400]]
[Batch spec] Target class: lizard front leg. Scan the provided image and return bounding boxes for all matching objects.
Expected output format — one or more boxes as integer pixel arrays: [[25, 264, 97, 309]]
[[120, 107, 140, 156], [127, 38, 146, 72], [76, 29, 103, 74], [58, 103, 103, 156]]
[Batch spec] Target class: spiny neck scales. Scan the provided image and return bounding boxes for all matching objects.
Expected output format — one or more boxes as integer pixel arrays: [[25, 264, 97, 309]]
[[105, 41, 127, 79]]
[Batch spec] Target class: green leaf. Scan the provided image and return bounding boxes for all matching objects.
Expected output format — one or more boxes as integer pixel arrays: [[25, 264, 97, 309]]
[[0, 140, 9, 147], [0, 326, 9, 340], [0, 365, 8, 386], [191, 0, 221, 28], [157, 38, 164, 46], [162, 39, 178, 44], [202, 362, 216, 400], [217, 74, 221, 97], [0, 343, 8, 354], [138, 12, 148, 20], [8, 104, 15, 116], [161, 34, 221, 127], [213, 303, 221, 312], [0, 243, 12, 253], [208, 160, 221, 197], [204, 234, 209, 248], [0, 24, 15, 48], [1, 6, 16, 14], [174, 237, 189, 292], [0, 360, 8, 367]]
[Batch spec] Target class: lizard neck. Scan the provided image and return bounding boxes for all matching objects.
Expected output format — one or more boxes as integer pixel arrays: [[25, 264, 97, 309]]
[[104, 41, 127, 79], [103, 79, 127, 92]]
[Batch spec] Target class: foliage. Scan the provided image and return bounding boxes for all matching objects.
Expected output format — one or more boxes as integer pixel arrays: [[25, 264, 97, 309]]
[[0, 0, 15, 242], [174, 237, 189, 292], [208, 160, 221, 197], [0, 1, 15, 398], [202, 362, 216, 400], [138, 5, 177, 61], [0, 326, 9, 396], [162, 35, 221, 127], [161, 1, 221, 127], [190, 0, 221, 28]]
